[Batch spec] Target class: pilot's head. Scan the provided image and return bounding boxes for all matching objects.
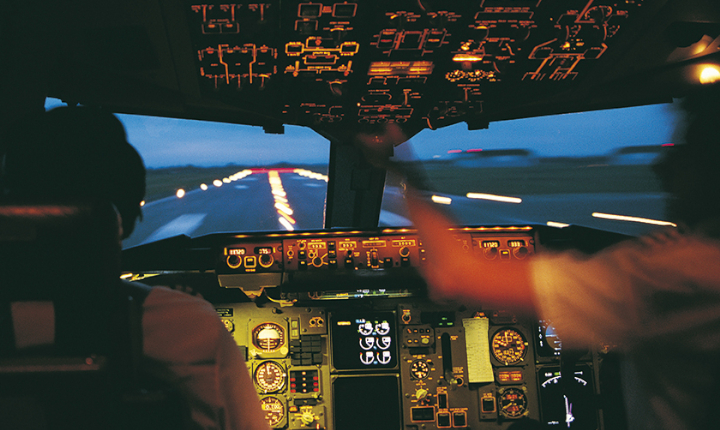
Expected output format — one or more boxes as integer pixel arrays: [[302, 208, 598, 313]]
[[1, 106, 146, 239], [653, 83, 720, 234]]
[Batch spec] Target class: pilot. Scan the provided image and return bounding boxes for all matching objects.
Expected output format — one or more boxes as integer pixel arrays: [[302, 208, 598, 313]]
[[358, 84, 720, 430], [1, 106, 270, 430]]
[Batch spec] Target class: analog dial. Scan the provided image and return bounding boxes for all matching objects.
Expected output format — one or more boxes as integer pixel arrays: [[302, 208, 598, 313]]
[[410, 360, 430, 380], [254, 361, 286, 393], [259, 396, 285, 427], [499, 387, 528, 418], [491, 328, 528, 365], [252, 322, 285, 352]]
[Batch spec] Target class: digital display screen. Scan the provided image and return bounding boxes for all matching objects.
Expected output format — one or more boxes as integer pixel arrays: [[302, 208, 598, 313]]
[[539, 366, 598, 429], [333, 375, 400, 430], [536, 320, 562, 357], [255, 247, 273, 255], [331, 312, 397, 371]]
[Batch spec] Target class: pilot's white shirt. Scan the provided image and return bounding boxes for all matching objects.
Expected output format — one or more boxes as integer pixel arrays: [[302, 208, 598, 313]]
[[531, 228, 720, 430], [143, 286, 270, 430]]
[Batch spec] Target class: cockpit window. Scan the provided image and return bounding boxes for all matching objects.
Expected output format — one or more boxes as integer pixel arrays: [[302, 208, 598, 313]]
[[45, 98, 678, 242], [380, 103, 680, 236], [44, 100, 331, 248]]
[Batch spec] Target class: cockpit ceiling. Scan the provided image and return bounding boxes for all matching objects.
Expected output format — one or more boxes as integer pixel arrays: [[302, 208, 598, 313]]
[[13, 0, 720, 136]]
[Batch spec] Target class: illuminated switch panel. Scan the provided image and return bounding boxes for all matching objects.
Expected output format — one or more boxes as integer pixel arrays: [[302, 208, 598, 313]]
[[289, 369, 320, 393], [220, 243, 283, 273], [472, 234, 534, 260], [283, 235, 420, 271], [198, 44, 277, 90]]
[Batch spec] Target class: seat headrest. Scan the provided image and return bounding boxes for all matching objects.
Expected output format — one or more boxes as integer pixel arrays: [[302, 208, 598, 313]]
[[0, 201, 121, 301]]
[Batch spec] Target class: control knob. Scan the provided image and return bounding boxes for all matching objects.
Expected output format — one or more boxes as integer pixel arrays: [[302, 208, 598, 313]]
[[227, 255, 242, 269]]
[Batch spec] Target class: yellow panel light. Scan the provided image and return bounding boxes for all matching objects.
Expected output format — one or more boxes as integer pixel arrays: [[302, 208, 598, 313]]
[[700, 65, 720, 84], [368, 61, 434, 76], [452, 54, 484, 62], [592, 212, 677, 227], [466, 193, 522, 204]]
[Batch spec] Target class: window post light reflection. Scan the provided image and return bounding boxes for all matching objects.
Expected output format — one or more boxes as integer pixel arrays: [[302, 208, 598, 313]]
[[700, 65, 720, 84], [466, 193, 522, 204], [200, 183, 208, 191], [176, 189, 186, 198], [592, 212, 677, 227]]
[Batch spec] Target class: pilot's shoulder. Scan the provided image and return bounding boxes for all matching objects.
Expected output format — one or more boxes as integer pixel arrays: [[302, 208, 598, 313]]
[[141, 285, 228, 362], [144, 285, 218, 319]]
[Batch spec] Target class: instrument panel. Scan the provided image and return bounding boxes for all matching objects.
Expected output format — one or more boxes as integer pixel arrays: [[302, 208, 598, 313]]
[[206, 227, 611, 429]]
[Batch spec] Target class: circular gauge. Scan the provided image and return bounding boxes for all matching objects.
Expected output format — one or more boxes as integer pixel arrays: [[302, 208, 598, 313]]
[[252, 322, 285, 352], [499, 387, 528, 418], [358, 321, 373, 335], [259, 396, 285, 427], [491, 328, 528, 365], [375, 321, 390, 335], [410, 360, 430, 380], [254, 361, 286, 393]]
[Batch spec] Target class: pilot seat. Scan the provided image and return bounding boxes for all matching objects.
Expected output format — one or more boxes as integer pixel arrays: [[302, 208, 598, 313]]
[[0, 200, 191, 429]]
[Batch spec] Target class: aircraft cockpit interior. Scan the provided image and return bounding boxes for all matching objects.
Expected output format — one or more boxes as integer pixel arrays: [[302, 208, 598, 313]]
[[2, 0, 720, 429]]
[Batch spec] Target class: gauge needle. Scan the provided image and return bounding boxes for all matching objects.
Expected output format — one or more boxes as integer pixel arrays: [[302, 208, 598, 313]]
[[564, 395, 575, 428]]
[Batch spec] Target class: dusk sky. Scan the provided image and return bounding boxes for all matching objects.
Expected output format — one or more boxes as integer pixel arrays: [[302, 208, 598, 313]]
[[45, 98, 678, 168]]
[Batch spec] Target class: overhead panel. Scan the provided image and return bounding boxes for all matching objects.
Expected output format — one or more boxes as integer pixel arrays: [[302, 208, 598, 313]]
[[187, 1, 647, 131]]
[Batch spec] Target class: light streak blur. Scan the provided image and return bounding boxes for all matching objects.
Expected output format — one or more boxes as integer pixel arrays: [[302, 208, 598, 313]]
[[547, 221, 570, 228], [592, 212, 677, 227], [431, 195, 452, 205], [176, 189, 186, 198], [213, 179, 223, 187], [275, 202, 294, 215], [278, 217, 295, 231], [294, 168, 329, 182], [277, 210, 296, 224], [268, 170, 297, 231], [466, 193, 522, 204], [200, 183, 208, 190]]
